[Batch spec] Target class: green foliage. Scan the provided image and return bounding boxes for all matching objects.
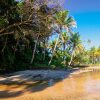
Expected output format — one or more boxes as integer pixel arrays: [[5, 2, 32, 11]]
[[0, 0, 99, 73]]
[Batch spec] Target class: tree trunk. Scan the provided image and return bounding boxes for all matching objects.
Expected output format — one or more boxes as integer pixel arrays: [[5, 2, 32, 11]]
[[63, 43, 66, 65], [43, 49, 46, 61], [68, 48, 75, 66], [30, 35, 39, 65], [43, 40, 46, 61], [92, 53, 95, 64], [48, 34, 60, 65]]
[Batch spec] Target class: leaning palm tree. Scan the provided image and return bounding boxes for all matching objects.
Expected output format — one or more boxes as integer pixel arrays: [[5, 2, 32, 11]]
[[60, 32, 69, 64], [61, 32, 69, 51], [48, 39, 61, 54], [68, 32, 82, 66], [48, 10, 77, 65]]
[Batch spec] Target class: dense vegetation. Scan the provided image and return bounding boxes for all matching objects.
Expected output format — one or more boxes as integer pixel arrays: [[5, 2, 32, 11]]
[[0, 0, 100, 73]]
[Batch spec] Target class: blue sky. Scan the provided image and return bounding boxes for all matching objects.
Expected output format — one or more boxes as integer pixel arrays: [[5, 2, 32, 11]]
[[64, 0, 100, 49]]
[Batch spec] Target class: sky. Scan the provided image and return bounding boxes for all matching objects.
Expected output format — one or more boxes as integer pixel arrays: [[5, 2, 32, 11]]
[[64, 0, 100, 49]]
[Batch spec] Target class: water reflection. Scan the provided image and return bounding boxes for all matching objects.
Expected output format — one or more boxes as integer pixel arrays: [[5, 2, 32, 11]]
[[45, 72, 100, 99], [1, 72, 100, 100]]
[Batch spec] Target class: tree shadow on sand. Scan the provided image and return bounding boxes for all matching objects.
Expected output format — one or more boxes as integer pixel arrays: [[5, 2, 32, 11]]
[[0, 69, 77, 99]]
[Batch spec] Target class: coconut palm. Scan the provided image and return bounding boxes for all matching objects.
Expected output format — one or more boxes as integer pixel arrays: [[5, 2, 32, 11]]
[[60, 32, 69, 64], [96, 47, 100, 63], [48, 10, 77, 65], [89, 47, 96, 64], [68, 32, 82, 66], [89, 47, 100, 64]]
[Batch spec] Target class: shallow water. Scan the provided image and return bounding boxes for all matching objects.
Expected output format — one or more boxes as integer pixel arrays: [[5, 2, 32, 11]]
[[0, 71, 100, 100]]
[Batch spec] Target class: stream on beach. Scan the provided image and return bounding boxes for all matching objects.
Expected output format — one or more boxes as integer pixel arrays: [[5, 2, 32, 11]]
[[0, 71, 100, 100]]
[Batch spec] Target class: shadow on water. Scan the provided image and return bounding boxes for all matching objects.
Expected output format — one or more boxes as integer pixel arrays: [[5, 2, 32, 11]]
[[0, 81, 51, 98], [0, 70, 76, 99], [0, 90, 23, 98]]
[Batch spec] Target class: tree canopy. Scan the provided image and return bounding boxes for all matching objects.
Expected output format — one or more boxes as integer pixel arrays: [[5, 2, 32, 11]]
[[0, 0, 99, 73]]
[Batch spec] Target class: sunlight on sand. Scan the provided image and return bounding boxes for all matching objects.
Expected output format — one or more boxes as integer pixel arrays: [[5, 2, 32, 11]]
[[0, 72, 100, 100]]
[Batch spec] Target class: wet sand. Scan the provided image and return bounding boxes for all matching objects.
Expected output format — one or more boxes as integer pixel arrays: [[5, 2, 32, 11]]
[[0, 69, 100, 100]]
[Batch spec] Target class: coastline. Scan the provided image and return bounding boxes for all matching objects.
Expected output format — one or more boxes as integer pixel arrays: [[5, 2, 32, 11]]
[[0, 66, 100, 84]]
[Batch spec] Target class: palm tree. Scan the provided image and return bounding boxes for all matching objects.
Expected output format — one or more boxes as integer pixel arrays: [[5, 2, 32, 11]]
[[48, 10, 77, 65], [48, 39, 61, 62], [89, 47, 96, 64], [60, 32, 69, 64], [91, 47, 100, 64], [68, 32, 82, 66]]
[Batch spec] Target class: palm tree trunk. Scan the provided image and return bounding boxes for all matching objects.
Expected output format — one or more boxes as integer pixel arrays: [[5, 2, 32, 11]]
[[63, 43, 66, 65], [92, 53, 94, 64], [30, 35, 39, 65], [48, 34, 60, 65], [68, 48, 75, 66]]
